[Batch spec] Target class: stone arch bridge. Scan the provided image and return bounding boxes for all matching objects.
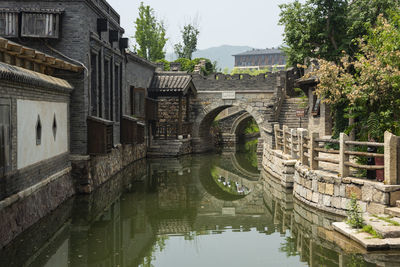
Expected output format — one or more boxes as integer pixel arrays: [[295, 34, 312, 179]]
[[190, 69, 300, 153]]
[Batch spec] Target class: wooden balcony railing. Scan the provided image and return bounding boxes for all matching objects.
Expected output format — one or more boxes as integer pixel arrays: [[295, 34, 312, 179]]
[[121, 115, 146, 145], [87, 116, 113, 155], [146, 97, 158, 121], [153, 122, 192, 140]]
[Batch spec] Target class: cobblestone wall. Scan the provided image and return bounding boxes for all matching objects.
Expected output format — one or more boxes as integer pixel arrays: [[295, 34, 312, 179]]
[[71, 143, 147, 193]]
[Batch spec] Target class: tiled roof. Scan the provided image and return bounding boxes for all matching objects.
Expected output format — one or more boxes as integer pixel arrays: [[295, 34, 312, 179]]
[[233, 48, 284, 56], [149, 72, 193, 94], [0, 62, 74, 92]]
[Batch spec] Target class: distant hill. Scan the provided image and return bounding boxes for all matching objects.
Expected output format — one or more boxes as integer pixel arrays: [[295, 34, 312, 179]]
[[166, 45, 254, 71]]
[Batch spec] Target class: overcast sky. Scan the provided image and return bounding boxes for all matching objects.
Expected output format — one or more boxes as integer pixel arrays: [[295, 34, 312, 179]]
[[107, 0, 301, 52]]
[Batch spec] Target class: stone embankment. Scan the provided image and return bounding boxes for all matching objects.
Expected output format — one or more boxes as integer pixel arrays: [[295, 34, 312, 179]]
[[262, 124, 400, 249]]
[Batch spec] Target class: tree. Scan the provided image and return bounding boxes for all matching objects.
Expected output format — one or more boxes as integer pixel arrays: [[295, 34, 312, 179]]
[[174, 24, 200, 59], [307, 14, 400, 141], [279, 0, 398, 66], [134, 2, 167, 61]]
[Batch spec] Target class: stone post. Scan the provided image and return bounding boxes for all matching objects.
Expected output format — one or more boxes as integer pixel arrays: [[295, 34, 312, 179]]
[[298, 128, 308, 165], [384, 131, 398, 185], [274, 124, 280, 150], [291, 129, 298, 159], [339, 133, 350, 178], [309, 132, 319, 170], [283, 125, 289, 155]]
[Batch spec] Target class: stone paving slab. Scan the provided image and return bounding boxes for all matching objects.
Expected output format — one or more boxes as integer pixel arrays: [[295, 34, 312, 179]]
[[365, 214, 400, 238], [333, 222, 400, 250]]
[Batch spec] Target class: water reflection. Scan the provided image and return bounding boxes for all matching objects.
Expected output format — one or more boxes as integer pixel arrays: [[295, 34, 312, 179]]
[[2, 150, 400, 266]]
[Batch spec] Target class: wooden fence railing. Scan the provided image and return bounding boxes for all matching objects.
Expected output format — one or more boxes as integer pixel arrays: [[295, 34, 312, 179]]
[[153, 122, 192, 140], [273, 125, 399, 185]]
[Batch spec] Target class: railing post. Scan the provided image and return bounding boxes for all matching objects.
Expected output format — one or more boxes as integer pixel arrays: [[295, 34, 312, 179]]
[[274, 124, 280, 150], [339, 133, 350, 178], [309, 132, 319, 170], [384, 131, 398, 185], [298, 129, 307, 164], [291, 129, 298, 159], [283, 125, 289, 155]]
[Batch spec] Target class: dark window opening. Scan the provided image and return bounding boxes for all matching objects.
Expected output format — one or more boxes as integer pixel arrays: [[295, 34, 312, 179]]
[[131, 87, 145, 118], [311, 92, 321, 117], [36, 115, 42, 145], [0, 99, 11, 176], [52, 114, 57, 141], [98, 51, 103, 118], [114, 65, 120, 122], [90, 53, 98, 116], [104, 59, 110, 120]]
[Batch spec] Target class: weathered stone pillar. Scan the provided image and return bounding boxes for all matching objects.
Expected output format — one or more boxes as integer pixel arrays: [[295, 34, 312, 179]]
[[309, 132, 319, 170], [298, 128, 308, 165], [274, 124, 280, 150], [384, 131, 398, 185], [291, 129, 298, 159], [339, 133, 350, 178], [283, 125, 289, 155]]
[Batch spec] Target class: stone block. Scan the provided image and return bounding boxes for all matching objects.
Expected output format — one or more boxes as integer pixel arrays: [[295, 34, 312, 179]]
[[361, 184, 374, 202], [346, 185, 362, 199], [372, 191, 389, 205], [367, 202, 387, 214], [306, 189, 313, 201], [306, 180, 312, 189], [312, 180, 318, 191], [323, 195, 332, 207], [390, 190, 400, 207], [318, 182, 326, 194], [341, 198, 350, 210], [357, 201, 367, 212], [312, 192, 319, 203], [334, 185, 340, 196], [331, 197, 341, 209], [325, 184, 334, 196], [340, 185, 346, 197]]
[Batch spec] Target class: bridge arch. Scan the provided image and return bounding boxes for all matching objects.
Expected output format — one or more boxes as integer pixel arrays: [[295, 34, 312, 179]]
[[192, 98, 271, 153]]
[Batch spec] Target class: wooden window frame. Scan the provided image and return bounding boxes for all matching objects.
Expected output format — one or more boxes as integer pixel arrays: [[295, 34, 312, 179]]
[[21, 12, 60, 38], [0, 12, 19, 37]]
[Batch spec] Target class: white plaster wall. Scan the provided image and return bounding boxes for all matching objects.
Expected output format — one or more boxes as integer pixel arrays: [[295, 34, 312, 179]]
[[17, 99, 68, 169]]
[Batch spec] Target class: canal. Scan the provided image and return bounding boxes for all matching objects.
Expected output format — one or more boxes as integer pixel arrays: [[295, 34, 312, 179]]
[[1, 140, 400, 267]]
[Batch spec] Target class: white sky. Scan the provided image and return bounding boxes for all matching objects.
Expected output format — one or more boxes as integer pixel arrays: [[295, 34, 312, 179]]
[[107, 0, 301, 52]]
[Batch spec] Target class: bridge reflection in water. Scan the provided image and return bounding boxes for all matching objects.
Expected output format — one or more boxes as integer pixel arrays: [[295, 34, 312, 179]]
[[2, 150, 400, 266]]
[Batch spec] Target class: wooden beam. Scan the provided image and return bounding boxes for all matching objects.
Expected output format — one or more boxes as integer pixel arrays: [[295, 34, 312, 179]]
[[6, 42, 22, 55], [0, 39, 8, 50], [34, 52, 46, 63], [20, 47, 36, 59], [45, 55, 56, 65]]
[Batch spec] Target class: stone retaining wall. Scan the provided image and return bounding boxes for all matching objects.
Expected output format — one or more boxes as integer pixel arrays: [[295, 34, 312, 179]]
[[148, 138, 192, 157], [262, 147, 296, 188], [293, 162, 400, 216], [71, 143, 146, 193], [0, 168, 74, 248]]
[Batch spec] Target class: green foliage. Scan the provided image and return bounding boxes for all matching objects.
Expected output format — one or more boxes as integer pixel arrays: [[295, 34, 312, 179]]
[[309, 13, 400, 142], [134, 2, 167, 61], [169, 57, 217, 75], [372, 215, 400, 226], [279, 0, 399, 66], [293, 88, 309, 108], [174, 24, 200, 60], [230, 67, 270, 76], [361, 225, 383, 239], [155, 59, 170, 71], [346, 193, 364, 229], [244, 118, 260, 135]]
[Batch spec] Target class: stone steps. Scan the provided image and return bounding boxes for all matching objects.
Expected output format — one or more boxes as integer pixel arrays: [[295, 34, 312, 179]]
[[385, 207, 400, 217], [278, 97, 308, 129]]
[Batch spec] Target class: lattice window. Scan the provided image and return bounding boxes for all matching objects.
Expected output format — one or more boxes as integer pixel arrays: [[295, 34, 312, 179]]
[[21, 12, 60, 38], [0, 12, 18, 37]]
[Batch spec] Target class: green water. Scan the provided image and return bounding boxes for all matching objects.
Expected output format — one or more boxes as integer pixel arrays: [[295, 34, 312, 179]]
[[1, 141, 399, 267]]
